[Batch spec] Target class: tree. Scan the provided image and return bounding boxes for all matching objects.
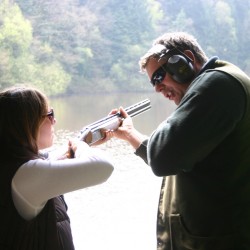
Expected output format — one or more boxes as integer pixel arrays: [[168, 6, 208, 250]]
[[2, 0, 249, 95], [0, 0, 71, 95]]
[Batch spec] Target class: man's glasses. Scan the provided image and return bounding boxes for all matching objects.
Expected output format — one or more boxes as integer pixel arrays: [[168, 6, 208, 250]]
[[46, 108, 55, 123], [150, 62, 169, 87]]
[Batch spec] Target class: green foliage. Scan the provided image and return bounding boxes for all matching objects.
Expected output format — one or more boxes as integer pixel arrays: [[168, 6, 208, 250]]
[[0, 0, 250, 96], [0, 0, 70, 95], [0, 1, 32, 55], [31, 62, 71, 96]]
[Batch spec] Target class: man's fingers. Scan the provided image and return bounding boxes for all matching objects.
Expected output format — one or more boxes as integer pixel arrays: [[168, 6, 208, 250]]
[[119, 107, 129, 118]]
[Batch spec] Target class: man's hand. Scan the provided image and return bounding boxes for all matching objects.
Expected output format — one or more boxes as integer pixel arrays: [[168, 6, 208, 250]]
[[90, 107, 129, 145], [105, 107, 147, 149]]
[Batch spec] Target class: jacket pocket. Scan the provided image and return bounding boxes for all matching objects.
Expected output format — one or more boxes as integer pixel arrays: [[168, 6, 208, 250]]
[[170, 214, 238, 250]]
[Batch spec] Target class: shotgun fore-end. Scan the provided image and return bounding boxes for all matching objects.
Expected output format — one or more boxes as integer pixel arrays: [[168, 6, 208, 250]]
[[79, 99, 151, 145]]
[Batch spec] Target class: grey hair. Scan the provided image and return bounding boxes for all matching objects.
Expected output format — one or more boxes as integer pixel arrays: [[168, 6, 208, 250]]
[[139, 32, 208, 72]]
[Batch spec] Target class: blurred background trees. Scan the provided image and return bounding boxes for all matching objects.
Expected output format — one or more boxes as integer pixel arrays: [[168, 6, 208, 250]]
[[1, 0, 249, 96]]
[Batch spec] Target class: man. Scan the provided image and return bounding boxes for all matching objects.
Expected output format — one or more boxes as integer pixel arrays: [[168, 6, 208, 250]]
[[105, 32, 250, 249]]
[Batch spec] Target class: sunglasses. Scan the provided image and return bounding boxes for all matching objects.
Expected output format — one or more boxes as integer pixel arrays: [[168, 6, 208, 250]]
[[150, 47, 193, 87], [150, 62, 169, 87], [46, 108, 55, 123]]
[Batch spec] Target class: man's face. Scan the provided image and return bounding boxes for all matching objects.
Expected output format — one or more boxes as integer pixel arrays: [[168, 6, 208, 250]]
[[146, 57, 190, 105]]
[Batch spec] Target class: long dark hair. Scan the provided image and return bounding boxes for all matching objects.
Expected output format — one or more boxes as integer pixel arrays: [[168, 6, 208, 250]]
[[0, 86, 48, 161]]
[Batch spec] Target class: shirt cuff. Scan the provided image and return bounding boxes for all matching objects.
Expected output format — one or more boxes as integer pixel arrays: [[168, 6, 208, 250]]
[[134, 139, 149, 164]]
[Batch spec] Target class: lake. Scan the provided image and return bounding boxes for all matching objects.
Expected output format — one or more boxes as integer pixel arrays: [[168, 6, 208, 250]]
[[49, 92, 176, 134], [49, 92, 176, 250]]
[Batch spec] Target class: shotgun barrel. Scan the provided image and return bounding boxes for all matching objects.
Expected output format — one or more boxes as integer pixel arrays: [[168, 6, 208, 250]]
[[79, 99, 151, 145]]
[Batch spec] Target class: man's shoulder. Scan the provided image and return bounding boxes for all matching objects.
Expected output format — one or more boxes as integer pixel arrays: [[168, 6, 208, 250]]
[[214, 60, 250, 82]]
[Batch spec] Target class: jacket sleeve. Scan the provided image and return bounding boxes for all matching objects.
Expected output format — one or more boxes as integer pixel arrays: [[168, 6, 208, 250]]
[[134, 139, 149, 164]]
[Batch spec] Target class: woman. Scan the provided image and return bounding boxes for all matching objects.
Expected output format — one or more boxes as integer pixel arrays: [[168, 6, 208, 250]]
[[0, 86, 114, 250]]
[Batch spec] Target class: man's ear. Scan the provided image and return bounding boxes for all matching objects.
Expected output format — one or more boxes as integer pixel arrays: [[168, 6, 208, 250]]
[[183, 50, 195, 62], [184, 50, 203, 73]]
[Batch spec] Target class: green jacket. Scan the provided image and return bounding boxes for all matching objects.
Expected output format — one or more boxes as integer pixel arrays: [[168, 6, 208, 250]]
[[136, 59, 250, 249]]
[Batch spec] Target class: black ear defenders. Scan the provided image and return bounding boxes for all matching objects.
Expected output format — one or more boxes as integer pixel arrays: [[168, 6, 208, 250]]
[[158, 47, 195, 84]]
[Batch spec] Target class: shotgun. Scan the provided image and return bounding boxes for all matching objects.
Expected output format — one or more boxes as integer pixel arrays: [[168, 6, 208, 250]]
[[78, 99, 151, 145]]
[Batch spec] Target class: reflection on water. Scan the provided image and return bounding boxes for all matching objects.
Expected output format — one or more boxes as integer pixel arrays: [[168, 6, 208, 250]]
[[49, 92, 176, 250]]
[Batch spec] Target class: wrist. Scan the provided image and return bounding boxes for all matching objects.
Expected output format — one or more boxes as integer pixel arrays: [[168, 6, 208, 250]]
[[126, 129, 147, 149]]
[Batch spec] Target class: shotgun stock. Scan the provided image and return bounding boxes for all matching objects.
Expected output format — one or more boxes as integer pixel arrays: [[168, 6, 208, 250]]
[[79, 99, 151, 145]]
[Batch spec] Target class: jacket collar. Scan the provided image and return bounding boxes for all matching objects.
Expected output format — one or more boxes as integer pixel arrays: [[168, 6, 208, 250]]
[[198, 56, 219, 76]]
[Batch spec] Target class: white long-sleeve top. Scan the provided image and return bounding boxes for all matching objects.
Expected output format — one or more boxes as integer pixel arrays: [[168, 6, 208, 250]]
[[11, 143, 114, 221]]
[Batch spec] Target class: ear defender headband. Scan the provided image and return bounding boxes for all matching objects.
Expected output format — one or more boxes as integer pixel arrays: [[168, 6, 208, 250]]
[[154, 45, 195, 84]]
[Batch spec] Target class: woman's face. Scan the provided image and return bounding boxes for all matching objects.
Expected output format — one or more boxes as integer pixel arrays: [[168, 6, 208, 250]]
[[37, 108, 56, 150]]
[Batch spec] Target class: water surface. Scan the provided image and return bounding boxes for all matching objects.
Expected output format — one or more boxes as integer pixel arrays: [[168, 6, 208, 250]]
[[50, 92, 176, 250]]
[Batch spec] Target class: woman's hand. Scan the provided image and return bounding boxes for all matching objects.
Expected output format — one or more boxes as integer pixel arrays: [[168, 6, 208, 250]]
[[65, 140, 90, 159], [66, 140, 76, 158]]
